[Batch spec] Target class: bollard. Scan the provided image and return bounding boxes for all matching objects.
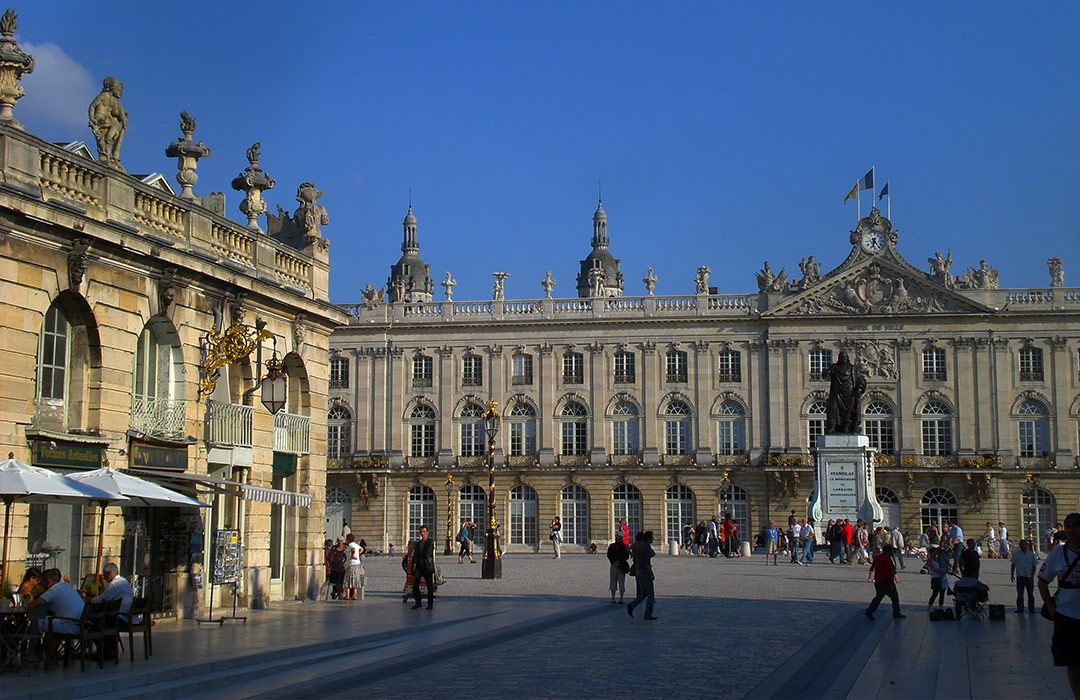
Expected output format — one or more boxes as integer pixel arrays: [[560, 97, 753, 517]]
[[740, 541, 752, 558], [669, 539, 679, 556]]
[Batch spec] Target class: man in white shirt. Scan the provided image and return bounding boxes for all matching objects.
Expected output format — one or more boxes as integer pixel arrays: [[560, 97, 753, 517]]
[[890, 526, 906, 570], [1011, 539, 1037, 613], [91, 562, 134, 620], [998, 521, 1010, 559], [948, 521, 964, 575], [28, 568, 84, 634], [800, 520, 815, 566], [1038, 512, 1080, 698]]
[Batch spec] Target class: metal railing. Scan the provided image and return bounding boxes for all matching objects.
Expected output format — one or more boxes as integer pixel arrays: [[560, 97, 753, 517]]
[[273, 411, 311, 455], [206, 400, 253, 447], [131, 395, 186, 440]]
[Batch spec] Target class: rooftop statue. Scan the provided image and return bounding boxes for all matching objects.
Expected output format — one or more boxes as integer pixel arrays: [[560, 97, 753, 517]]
[[643, 267, 657, 296], [266, 181, 330, 250], [88, 76, 127, 171], [797, 256, 821, 289], [695, 266, 710, 294], [492, 272, 509, 301], [441, 272, 456, 301], [541, 270, 555, 299], [1047, 257, 1065, 288], [825, 350, 867, 435], [361, 283, 384, 309], [927, 250, 953, 287], [756, 261, 787, 293], [954, 260, 999, 290]]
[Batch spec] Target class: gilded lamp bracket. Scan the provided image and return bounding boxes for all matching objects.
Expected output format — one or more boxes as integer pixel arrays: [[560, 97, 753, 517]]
[[199, 321, 276, 398]]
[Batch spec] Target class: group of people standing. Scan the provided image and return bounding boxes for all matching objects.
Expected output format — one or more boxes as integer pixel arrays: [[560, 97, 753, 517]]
[[323, 533, 365, 601], [605, 528, 658, 620], [682, 515, 741, 558]]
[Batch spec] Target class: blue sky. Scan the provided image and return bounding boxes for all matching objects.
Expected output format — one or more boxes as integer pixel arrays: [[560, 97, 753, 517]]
[[15, 3, 1080, 302]]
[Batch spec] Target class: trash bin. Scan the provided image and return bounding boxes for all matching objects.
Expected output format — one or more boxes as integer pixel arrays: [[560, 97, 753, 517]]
[[669, 539, 679, 556], [740, 541, 752, 558]]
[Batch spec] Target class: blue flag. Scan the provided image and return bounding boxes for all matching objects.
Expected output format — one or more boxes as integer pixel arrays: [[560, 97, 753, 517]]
[[878, 182, 889, 200], [860, 168, 874, 191]]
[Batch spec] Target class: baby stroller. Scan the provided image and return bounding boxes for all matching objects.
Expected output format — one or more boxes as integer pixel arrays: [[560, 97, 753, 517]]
[[952, 578, 990, 620]]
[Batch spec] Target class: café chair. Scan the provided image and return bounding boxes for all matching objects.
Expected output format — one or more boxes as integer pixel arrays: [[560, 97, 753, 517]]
[[118, 596, 153, 662], [45, 604, 97, 671]]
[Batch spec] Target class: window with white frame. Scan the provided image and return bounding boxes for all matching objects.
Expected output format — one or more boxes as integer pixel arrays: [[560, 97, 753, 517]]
[[666, 350, 688, 383], [614, 351, 636, 384], [560, 401, 588, 456], [1020, 346, 1044, 382], [809, 349, 832, 381], [920, 488, 958, 533], [807, 399, 827, 449], [459, 403, 486, 457], [462, 354, 482, 386], [922, 347, 946, 382], [329, 355, 350, 388], [717, 350, 741, 383], [131, 317, 184, 439], [563, 352, 584, 384], [511, 353, 533, 385], [407, 486, 436, 542], [509, 485, 539, 546], [560, 485, 590, 546], [665, 485, 695, 545], [1017, 399, 1050, 457], [458, 484, 487, 539], [38, 304, 70, 404], [409, 404, 436, 457], [611, 401, 639, 455], [412, 354, 433, 387], [920, 401, 952, 456], [508, 402, 537, 457], [863, 400, 895, 453], [716, 400, 745, 455], [613, 484, 643, 538], [327, 404, 352, 459], [718, 484, 750, 539], [665, 400, 693, 455]]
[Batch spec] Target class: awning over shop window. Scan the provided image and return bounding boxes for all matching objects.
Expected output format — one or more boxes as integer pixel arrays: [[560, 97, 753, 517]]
[[127, 469, 312, 508]]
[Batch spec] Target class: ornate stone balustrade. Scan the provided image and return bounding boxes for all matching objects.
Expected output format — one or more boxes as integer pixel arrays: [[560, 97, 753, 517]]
[[210, 221, 255, 267], [274, 248, 313, 293], [134, 188, 185, 238], [39, 149, 103, 206]]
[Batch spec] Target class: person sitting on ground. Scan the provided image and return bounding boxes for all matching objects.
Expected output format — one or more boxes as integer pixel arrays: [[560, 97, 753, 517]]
[[959, 538, 981, 580], [91, 562, 135, 621], [27, 568, 84, 634]]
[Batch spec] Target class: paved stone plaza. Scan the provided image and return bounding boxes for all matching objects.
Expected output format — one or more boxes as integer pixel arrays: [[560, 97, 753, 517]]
[[7, 551, 1068, 699]]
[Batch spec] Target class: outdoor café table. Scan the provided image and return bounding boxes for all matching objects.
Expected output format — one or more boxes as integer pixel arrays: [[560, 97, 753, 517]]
[[0, 606, 39, 672]]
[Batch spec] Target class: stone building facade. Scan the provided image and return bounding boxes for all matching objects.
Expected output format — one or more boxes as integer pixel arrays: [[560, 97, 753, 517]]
[[329, 205, 1079, 556], [0, 16, 346, 613]]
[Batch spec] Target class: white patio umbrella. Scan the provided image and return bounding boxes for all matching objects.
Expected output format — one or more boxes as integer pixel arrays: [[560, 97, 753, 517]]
[[0, 455, 123, 588], [66, 466, 209, 578]]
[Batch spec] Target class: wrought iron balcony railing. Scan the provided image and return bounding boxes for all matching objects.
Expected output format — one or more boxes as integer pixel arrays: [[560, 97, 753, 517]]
[[131, 395, 186, 440], [206, 400, 253, 447], [273, 411, 311, 455]]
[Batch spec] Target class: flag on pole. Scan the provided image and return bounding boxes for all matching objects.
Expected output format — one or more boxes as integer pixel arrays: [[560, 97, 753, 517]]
[[860, 167, 875, 191], [878, 182, 889, 200], [844, 182, 859, 203]]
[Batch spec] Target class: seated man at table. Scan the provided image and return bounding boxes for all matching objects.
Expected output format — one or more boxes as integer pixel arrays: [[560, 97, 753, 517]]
[[91, 562, 135, 622], [26, 568, 84, 633]]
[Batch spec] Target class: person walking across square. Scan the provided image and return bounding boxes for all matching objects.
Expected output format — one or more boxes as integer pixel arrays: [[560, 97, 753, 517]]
[[865, 544, 905, 620], [627, 531, 657, 620]]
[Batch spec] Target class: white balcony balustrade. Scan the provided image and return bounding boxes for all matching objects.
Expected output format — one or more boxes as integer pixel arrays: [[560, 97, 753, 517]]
[[206, 400, 253, 447], [274, 411, 311, 455]]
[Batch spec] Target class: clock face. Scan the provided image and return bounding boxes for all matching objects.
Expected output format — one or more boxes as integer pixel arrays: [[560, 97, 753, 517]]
[[861, 231, 886, 253]]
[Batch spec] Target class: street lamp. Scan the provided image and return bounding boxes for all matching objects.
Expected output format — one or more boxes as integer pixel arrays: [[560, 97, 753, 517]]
[[481, 400, 502, 579], [444, 473, 455, 555], [259, 353, 287, 415]]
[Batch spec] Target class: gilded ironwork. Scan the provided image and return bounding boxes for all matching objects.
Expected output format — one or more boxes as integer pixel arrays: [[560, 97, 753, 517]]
[[199, 323, 273, 397]]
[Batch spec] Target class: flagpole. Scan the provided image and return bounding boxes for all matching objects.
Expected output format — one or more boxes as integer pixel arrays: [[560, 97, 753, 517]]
[[857, 182, 861, 221], [887, 182, 891, 220]]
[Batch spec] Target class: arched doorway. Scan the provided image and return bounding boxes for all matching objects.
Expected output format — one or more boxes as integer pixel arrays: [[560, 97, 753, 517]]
[[325, 487, 351, 541], [718, 485, 749, 541], [458, 484, 487, 540], [920, 488, 958, 534], [560, 485, 590, 546], [613, 484, 643, 539], [407, 486, 437, 543], [876, 487, 900, 529], [509, 484, 539, 548], [665, 485, 695, 547], [1022, 487, 1056, 555]]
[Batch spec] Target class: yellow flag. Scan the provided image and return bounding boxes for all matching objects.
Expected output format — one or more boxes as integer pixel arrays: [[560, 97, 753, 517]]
[[844, 182, 859, 203]]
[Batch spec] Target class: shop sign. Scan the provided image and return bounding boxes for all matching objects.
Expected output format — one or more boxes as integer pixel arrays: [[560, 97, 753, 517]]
[[131, 442, 189, 471], [32, 441, 103, 469]]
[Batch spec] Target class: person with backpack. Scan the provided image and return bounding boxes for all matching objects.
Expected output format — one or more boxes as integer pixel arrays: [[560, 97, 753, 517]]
[[1037, 512, 1080, 698]]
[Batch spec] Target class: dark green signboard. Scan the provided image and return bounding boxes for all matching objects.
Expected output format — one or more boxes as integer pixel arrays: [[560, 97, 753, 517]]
[[32, 441, 103, 469]]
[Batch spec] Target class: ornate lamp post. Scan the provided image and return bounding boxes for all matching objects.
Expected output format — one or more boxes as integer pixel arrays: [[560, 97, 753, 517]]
[[481, 401, 502, 579], [444, 474, 455, 555]]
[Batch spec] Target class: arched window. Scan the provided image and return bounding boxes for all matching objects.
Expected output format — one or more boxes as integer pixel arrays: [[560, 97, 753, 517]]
[[665, 485, 695, 545], [863, 401, 895, 453], [876, 487, 900, 504], [459, 402, 486, 457], [920, 488, 958, 533], [665, 400, 693, 455], [327, 405, 352, 459], [560, 485, 590, 546], [716, 400, 745, 455], [36, 297, 95, 432], [560, 401, 588, 456], [1022, 488, 1056, 555], [458, 484, 487, 540], [324, 486, 351, 540], [920, 401, 952, 456], [508, 402, 537, 457], [509, 484, 539, 547], [409, 404, 436, 458], [807, 400, 828, 449], [1017, 399, 1050, 457], [613, 484, 643, 538], [719, 484, 749, 539], [407, 485, 436, 542], [611, 401, 639, 456]]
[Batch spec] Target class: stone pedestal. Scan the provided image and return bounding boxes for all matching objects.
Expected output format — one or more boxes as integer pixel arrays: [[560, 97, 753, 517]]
[[808, 434, 883, 541]]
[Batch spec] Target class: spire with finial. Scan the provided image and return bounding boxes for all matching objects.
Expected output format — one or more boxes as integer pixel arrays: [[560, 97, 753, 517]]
[[402, 199, 418, 254]]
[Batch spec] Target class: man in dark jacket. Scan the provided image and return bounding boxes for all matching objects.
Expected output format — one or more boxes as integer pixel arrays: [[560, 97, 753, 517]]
[[959, 538, 981, 580], [411, 525, 437, 609]]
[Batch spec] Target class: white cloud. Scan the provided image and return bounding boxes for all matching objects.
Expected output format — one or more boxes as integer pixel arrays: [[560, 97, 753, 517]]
[[18, 42, 97, 136]]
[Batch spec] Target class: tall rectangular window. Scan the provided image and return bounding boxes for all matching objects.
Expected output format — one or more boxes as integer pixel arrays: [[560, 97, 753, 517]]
[[563, 352, 584, 384], [512, 353, 533, 385], [39, 306, 69, 402], [561, 421, 587, 456], [666, 350, 688, 383], [329, 356, 350, 389], [921, 419, 952, 456], [809, 349, 832, 381], [1019, 347, 1044, 382], [613, 351, 636, 384], [462, 355, 483, 386], [922, 348, 946, 382], [410, 423, 435, 457], [717, 350, 741, 383], [510, 421, 537, 456], [412, 355, 433, 387]]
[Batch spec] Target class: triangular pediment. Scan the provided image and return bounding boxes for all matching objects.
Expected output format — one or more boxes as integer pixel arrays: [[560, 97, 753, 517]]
[[765, 256, 993, 317]]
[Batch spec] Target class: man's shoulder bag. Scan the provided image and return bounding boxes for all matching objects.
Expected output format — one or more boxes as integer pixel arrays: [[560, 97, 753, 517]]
[[1041, 549, 1080, 621]]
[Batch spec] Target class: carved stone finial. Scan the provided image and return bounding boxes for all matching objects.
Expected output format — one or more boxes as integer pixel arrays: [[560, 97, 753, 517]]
[[440, 272, 456, 301], [164, 111, 211, 199], [1048, 257, 1065, 288], [541, 270, 555, 299], [67, 239, 90, 290], [643, 266, 657, 296], [231, 142, 275, 231], [492, 272, 509, 301], [87, 76, 127, 171], [695, 266, 711, 294], [0, 9, 34, 129]]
